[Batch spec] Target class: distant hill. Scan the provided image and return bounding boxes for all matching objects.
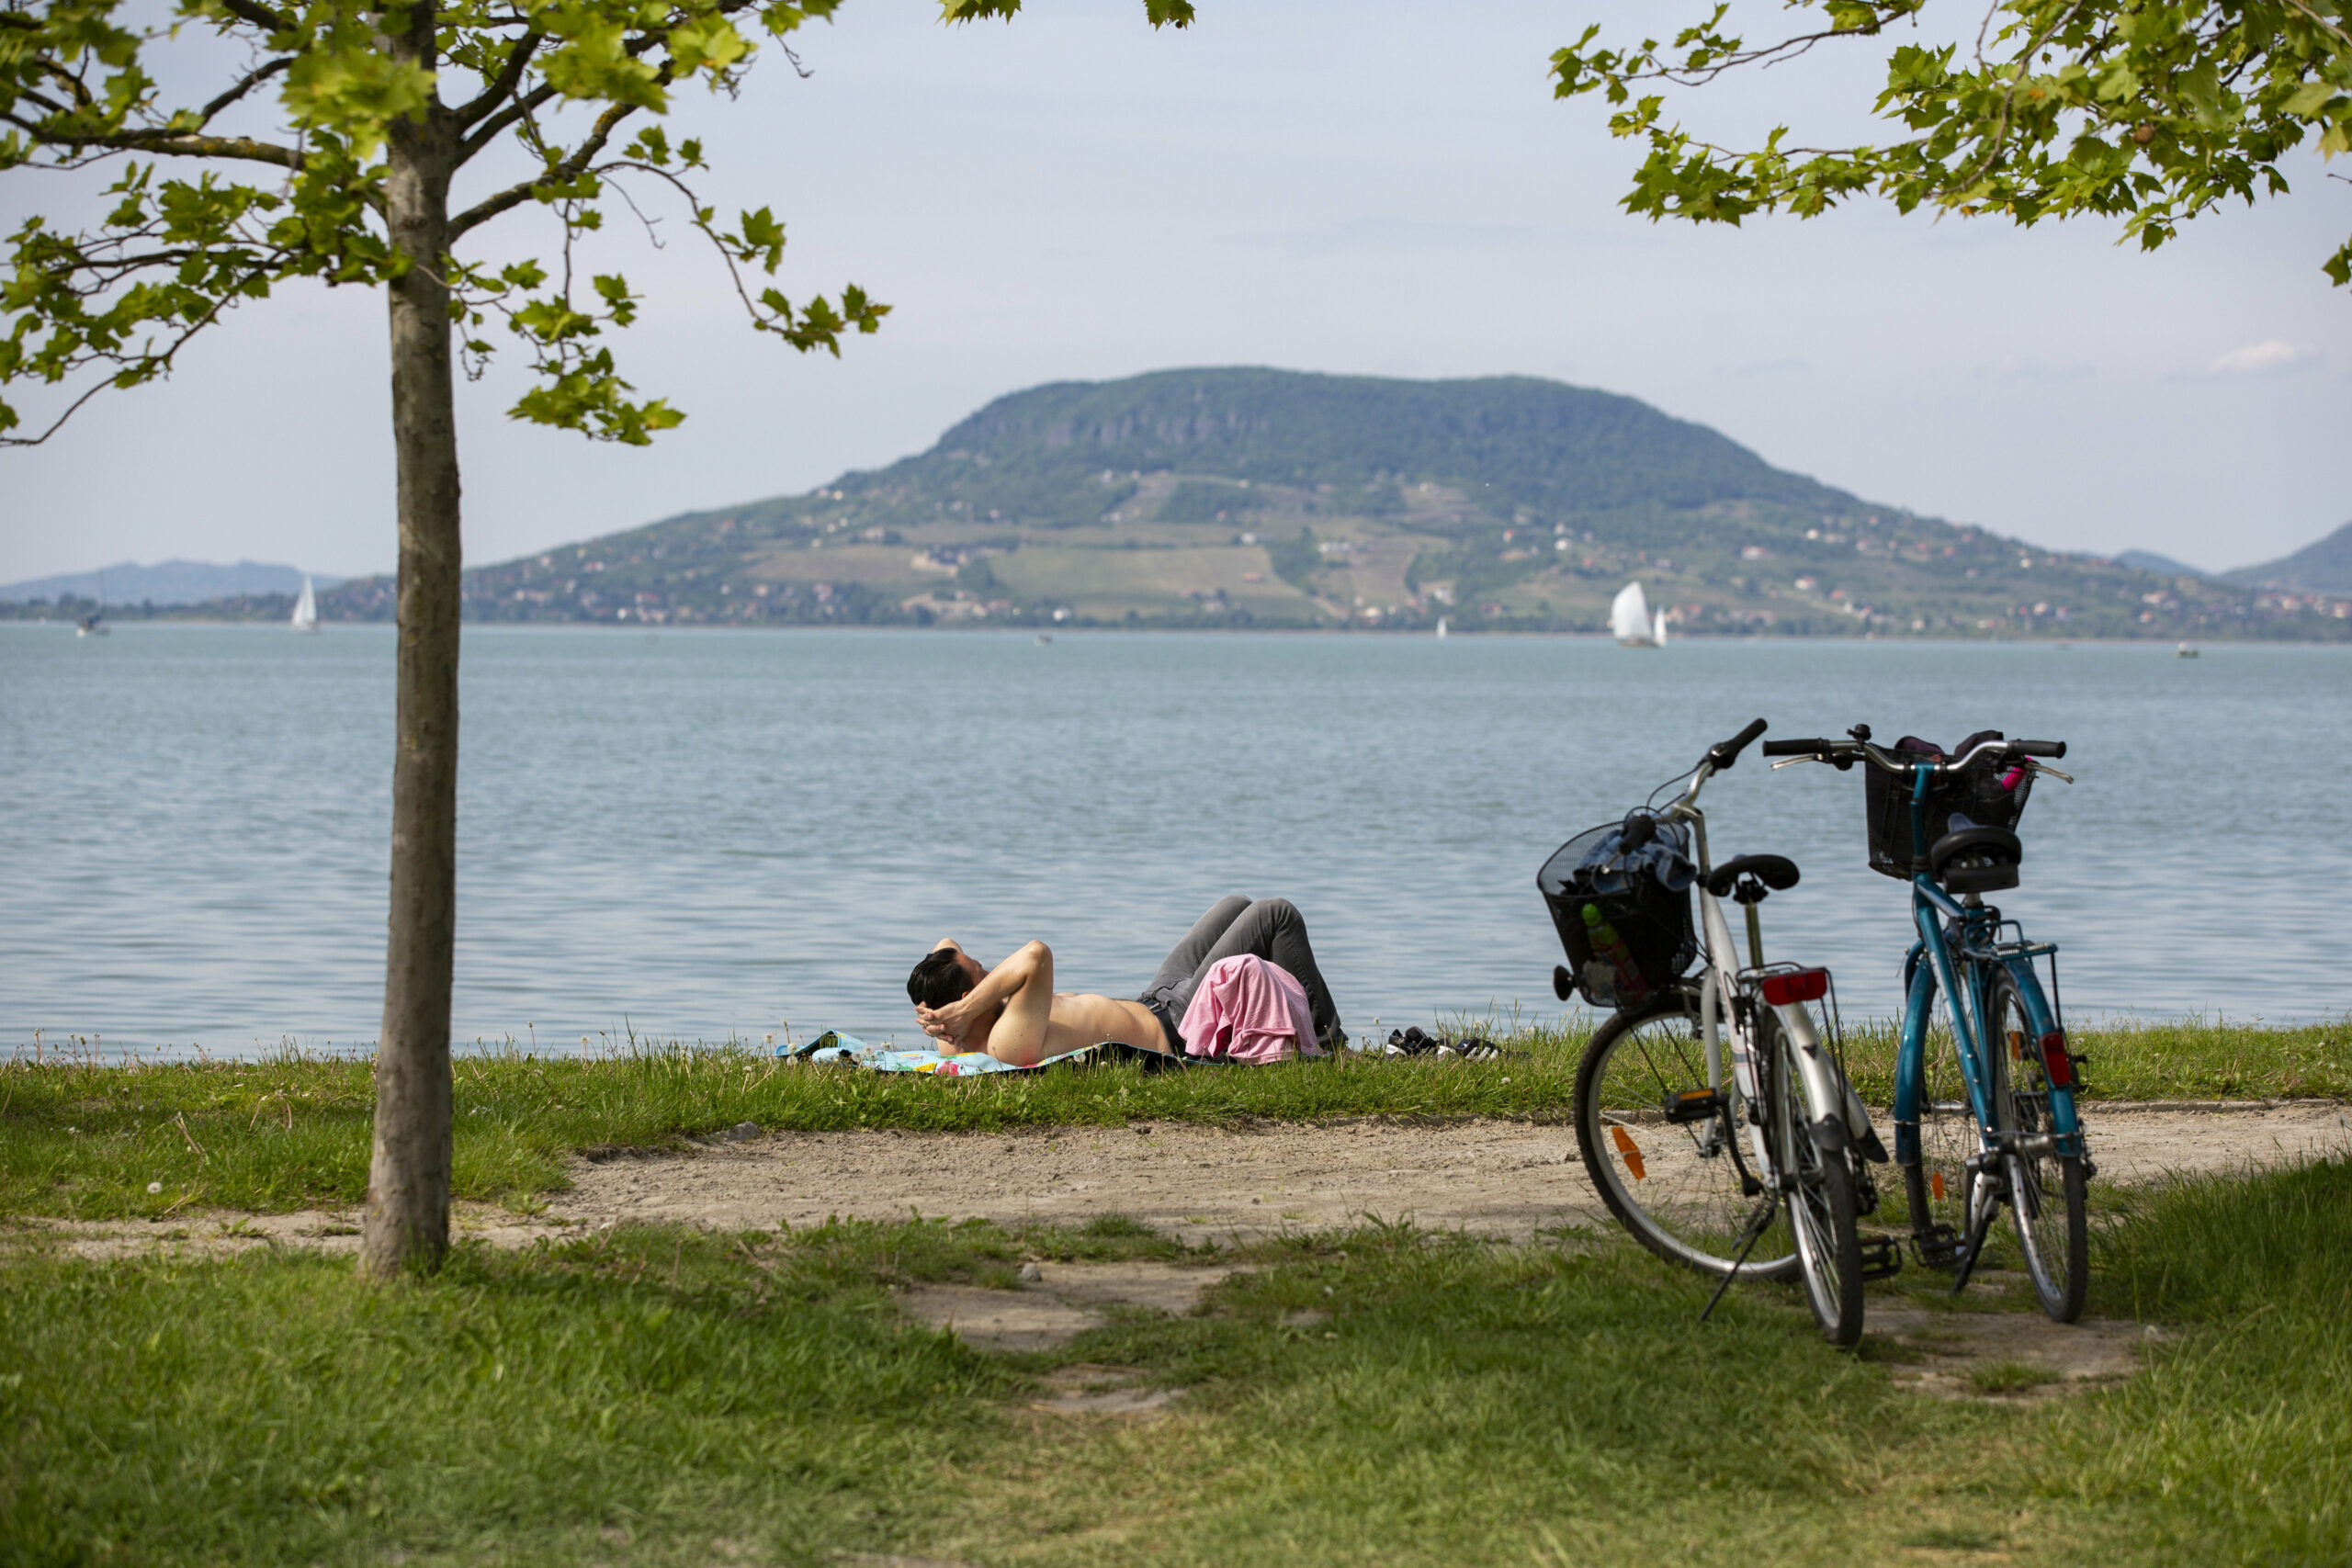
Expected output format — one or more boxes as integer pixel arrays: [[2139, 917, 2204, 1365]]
[[2221, 521, 2352, 594], [304, 367, 2343, 640], [0, 558, 339, 607], [2114, 549, 2206, 579]]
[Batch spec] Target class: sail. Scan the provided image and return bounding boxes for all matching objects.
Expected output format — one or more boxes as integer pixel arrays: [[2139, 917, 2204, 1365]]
[[1653, 607, 1668, 647], [1610, 581, 1652, 645], [290, 575, 317, 632]]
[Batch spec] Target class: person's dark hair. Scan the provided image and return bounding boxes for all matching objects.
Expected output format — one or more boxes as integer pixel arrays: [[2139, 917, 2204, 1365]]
[[908, 948, 977, 1009]]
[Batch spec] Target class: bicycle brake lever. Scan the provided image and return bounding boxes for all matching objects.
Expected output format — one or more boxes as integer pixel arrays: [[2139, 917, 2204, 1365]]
[[2029, 761, 2076, 785]]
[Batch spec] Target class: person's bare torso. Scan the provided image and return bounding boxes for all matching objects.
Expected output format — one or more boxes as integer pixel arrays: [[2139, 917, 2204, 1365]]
[[1047, 991, 1170, 1055], [959, 991, 1166, 1058]]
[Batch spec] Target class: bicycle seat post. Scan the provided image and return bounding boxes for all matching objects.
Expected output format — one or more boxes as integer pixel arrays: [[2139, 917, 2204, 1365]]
[[1736, 877, 1766, 968]]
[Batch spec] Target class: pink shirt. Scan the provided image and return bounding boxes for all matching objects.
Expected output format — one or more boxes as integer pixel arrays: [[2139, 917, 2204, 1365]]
[[1178, 954, 1325, 1064]]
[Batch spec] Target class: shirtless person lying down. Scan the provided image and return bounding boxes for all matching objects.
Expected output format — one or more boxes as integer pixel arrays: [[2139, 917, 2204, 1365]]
[[905, 896, 1345, 1066]]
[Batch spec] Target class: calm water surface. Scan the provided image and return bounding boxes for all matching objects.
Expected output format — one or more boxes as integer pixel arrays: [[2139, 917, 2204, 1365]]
[[4, 624, 2346, 1056]]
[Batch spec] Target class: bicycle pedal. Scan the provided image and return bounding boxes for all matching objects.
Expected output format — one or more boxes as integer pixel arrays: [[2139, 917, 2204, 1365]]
[[1911, 1224, 1963, 1271], [1662, 1088, 1724, 1125], [1858, 1235, 1904, 1281]]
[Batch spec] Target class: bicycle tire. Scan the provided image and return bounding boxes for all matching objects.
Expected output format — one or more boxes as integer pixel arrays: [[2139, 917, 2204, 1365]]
[[1574, 989, 1798, 1281], [1769, 1014, 1865, 1347], [1985, 966, 2089, 1323]]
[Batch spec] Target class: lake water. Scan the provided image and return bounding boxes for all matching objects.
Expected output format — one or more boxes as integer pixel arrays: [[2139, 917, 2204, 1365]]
[[4, 624, 2346, 1058]]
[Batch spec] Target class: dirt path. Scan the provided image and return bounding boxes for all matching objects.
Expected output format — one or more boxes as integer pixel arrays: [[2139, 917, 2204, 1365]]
[[22, 1100, 2346, 1262], [551, 1099, 2350, 1246]]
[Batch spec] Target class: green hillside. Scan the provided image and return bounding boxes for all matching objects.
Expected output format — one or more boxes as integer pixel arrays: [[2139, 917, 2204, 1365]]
[[311, 368, 2348, 639], [2222, 520, 2352, 595]]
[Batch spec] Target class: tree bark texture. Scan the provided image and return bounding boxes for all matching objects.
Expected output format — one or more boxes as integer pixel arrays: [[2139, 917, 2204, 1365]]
[[362, 6, 463, 1280]]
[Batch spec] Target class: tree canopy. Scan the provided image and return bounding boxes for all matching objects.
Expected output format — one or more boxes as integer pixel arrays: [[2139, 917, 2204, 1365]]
[[0, 0, 915, 446], [1550, 1, 2352, 285]]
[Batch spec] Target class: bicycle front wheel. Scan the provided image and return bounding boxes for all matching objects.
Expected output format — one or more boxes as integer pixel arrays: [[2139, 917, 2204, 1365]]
[[1770, 1012, 1865, 1348], [1902, 1010, 1989, 1267], [1575, 990, 1797, 1281], [1986, 967, 2088, 1323]]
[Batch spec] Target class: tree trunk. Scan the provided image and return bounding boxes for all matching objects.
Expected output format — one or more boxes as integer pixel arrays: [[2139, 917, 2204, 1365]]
[[362, 6, 462, 1280]]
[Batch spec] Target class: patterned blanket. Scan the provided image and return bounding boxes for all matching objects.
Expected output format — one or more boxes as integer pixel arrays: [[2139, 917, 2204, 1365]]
[[775, 1032, 1203, 1075]]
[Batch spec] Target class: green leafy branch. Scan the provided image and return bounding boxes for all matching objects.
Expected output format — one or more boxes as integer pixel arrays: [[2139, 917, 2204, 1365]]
[[1550, 1, 2352, 284], [0, 0, 880, 443]]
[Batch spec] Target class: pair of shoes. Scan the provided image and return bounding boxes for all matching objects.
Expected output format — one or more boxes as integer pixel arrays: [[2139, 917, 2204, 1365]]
[[1384, 1027, 1514, 1061]]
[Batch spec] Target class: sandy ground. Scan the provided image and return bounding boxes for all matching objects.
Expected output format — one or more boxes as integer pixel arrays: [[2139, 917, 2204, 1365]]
[[19, 1100, 2347, 1268], [546, 1100, 2351, 1247]]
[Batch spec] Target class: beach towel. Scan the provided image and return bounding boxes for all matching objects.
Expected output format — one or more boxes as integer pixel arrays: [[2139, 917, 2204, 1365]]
[[776, 1032, 1197, 1075]]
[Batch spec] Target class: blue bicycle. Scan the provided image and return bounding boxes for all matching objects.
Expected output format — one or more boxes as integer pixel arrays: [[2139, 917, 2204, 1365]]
[[1762, 727, 2089, 1322]]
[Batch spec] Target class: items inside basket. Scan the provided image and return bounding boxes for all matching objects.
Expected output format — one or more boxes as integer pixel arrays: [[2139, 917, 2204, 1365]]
[[1537, 817, 1698, 1007], [1862, 732, 2036, 880]]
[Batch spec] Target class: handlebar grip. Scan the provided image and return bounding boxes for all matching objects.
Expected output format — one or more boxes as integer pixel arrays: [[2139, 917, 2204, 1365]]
[[2013, 739, 2067, 759], [1706, 717, 1770, 770], [1761, 738, 1835, 757]]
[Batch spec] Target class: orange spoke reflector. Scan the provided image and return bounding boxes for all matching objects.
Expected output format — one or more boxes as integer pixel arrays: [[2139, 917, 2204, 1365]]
[[2007, 1030, 2026, 1059], [1931, 1170, 1947, 1202], [1611, 1124, 1647, 1180]]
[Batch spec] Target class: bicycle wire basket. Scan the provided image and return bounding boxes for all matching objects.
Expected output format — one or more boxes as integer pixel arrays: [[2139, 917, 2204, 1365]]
[[1537, 818, 1699, 1006], [1861, 735, 2035, 880]]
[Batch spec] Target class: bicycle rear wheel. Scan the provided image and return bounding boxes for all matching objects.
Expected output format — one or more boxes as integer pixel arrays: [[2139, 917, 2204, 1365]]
[[1986, 967, 2088, 1323], [1575, 990, 1797, 1281], [1770, 1016, 1864, 1347]]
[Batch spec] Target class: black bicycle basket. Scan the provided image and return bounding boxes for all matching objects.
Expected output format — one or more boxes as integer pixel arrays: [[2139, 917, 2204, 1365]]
[[1537, 818, 1698, 1006], [1862, 733, 2035, 879]]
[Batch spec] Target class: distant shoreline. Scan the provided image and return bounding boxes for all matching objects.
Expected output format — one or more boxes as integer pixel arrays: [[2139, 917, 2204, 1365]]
[[6, 615, 2349, 647]]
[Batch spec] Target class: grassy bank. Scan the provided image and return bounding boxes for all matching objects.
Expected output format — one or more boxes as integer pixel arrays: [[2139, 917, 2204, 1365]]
[[3, 1157, 2346, 1566], [2, 1018, 2343, 1219]]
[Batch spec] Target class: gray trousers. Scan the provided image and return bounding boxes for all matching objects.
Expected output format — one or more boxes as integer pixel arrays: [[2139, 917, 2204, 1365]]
[[1139, 897, 1343, 1051]]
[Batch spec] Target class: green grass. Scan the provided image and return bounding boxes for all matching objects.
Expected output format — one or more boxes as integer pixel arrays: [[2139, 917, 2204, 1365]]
[[1970, 1359, 2061, 1394], [5, 1158, 2348, 1566], [3, 1018, 2344, 1219], [1837, 1014, 2350, 1105]]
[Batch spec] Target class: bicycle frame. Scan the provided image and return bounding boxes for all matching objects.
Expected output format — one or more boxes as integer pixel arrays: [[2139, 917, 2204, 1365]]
[[1890, 763, 2085, 1172], [1654, 780, 1855, 1190]]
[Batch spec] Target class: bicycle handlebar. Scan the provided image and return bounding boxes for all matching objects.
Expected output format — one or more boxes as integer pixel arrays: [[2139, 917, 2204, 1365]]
[[1705, 717, 1770, 772], [1763, 733, 2069, 773]]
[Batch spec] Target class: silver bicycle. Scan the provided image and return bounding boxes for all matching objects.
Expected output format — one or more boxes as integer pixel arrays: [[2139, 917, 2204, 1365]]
[[1554, 720, 1894, 1346]]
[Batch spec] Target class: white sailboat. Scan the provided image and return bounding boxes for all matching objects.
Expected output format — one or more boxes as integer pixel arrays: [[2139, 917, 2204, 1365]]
[[1610, 581, 1663, 648], [289, 574, 318, 633], [75, 569, 109, 637], [1435, 616, 1449, 639]]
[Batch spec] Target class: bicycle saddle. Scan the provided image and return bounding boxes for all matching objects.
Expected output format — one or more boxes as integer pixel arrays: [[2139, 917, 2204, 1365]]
[[1703, 853, 1799, 899], [1930, 824, 2022, 894]]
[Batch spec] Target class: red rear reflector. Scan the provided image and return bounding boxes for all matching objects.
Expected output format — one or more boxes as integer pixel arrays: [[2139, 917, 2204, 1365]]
[[1760, 968, 1830, 1006], [2041, 1031, 2074, 1089]]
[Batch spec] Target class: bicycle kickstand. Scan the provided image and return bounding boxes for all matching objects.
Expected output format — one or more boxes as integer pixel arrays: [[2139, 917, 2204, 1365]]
[[1698, 1192, 1783, 1324]]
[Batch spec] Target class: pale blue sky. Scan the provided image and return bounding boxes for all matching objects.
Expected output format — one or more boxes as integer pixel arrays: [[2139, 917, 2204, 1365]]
[[3, 0, 2346, 581]]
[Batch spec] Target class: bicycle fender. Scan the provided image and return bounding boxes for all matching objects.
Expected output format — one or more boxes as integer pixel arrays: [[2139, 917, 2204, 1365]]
[[1999, 955, 2086, 1153], [1771, 1000, 1850, 1135]]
